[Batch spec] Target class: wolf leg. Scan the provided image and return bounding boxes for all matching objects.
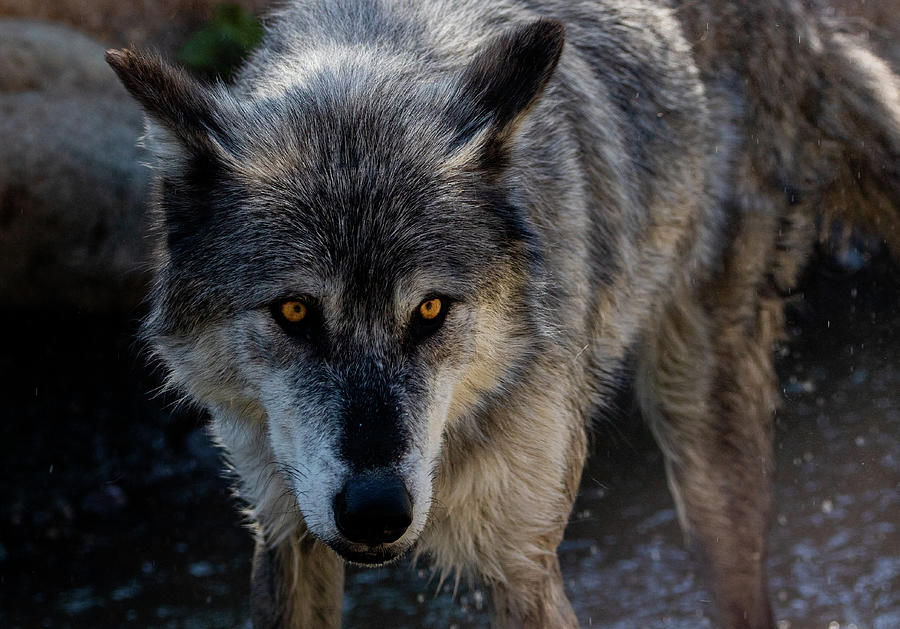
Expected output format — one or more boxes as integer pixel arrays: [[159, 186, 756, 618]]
[[485, 431, 584, 628], [489, 550, 578, 629], [427, 390, 586, 629], [250, 528, 344, 629], [484, 416, 584, 629], [637, 264, 782, 628]]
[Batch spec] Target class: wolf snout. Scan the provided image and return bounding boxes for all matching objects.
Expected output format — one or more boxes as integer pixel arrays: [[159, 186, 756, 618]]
[[334, 471, 413, 545]]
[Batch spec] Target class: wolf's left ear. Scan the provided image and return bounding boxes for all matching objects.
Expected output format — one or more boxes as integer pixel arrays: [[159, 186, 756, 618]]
[[450, 19, 565, 158], [106, 48, 229, 157]]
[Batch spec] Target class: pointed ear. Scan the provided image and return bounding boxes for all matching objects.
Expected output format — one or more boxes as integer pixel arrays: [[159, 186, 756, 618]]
[[106, 48, 227, 155], [451, 19, 565, 154]]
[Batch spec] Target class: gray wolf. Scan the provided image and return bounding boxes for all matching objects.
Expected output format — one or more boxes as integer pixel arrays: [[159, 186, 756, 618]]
[[106, 0, 900, 626]]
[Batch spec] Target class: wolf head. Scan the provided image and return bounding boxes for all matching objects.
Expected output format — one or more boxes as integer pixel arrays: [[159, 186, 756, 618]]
[[109, 19, 564, 564]]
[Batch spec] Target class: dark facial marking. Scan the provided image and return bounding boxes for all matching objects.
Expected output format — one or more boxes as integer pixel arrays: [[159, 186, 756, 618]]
[[338, 364, 411, 471]]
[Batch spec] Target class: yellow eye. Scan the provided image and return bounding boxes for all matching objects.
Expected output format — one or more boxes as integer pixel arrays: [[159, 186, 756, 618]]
[[280, 300, 307, 323], [419, 298, 442, 320]]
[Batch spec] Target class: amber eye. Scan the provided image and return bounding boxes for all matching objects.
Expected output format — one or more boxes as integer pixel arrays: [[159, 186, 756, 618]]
[[279, 300, 307, 323], [419, 298, 442, 320], [409, 296, 450, 344]]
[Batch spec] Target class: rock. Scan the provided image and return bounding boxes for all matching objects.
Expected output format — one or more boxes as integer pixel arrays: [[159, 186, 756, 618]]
[[0, 20, 150, 312], [0, 20, 124, 93]]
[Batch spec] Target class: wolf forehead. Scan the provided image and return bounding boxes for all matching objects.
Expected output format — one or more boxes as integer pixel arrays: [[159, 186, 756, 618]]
[[108, 18, 567, 325], [151, 73, 533, 317]]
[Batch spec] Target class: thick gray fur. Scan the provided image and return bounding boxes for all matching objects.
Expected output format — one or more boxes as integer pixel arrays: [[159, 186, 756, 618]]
[[107, 0, 899, 627]]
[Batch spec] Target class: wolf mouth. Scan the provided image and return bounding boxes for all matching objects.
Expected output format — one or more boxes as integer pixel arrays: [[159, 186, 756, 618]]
[[326, 539, 411, 566]]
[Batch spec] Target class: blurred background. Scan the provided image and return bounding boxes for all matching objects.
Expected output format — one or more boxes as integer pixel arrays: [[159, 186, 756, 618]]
[[0, 1, 897, 627]]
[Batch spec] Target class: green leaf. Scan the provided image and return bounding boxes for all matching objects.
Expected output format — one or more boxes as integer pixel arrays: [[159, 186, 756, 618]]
[[177, 3, 264, 79]]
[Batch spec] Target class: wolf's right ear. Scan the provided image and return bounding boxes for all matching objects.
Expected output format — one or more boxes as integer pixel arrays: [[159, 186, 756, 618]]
[[106, 49, 228, 157]]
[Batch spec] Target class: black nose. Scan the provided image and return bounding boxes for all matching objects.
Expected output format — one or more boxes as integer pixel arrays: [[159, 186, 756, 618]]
[[334, 472, 413, 545]]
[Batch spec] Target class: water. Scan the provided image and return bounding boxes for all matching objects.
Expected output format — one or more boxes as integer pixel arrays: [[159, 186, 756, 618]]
[[1, 257, 897, 628]]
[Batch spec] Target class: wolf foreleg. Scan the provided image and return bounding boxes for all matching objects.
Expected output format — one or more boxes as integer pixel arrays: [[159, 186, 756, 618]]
[[250, 529, 344, 629], [425, 385, 587, 628], [489, 552, 578, 629]]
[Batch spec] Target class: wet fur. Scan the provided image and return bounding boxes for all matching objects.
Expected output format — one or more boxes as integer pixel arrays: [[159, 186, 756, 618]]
[[108, 0, 899, 627]]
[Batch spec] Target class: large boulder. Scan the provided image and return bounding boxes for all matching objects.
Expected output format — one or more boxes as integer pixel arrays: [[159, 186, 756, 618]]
[[0, 20, 150, 312]]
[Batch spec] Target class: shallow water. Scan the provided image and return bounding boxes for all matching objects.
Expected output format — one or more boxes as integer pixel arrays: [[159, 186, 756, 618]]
[[1, 258, 897, 628]]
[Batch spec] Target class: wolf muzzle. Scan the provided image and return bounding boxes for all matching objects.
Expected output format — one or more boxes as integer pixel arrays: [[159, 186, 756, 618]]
[[333, 470, 413, 546]]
